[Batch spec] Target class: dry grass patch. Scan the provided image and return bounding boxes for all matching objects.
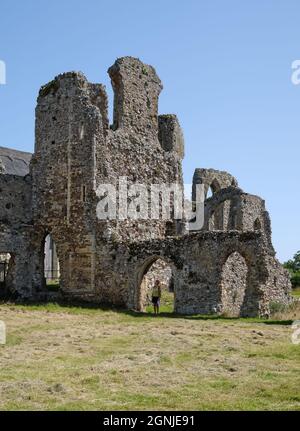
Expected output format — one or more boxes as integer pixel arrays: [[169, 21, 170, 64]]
[[0, 302, 299, 411]]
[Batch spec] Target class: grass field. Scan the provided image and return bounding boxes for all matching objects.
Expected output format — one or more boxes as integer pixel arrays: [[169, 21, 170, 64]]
[[292, 287, 300, 298], [0, 298, 299, 411]]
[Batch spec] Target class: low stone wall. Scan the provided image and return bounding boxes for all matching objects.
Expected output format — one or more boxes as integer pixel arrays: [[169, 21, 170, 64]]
[[118, 231, 292, 317]]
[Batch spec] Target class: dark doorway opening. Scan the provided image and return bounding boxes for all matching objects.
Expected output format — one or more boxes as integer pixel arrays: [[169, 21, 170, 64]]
[[139, 258, 174, 314], [0, 253, 13, 298], [44, 234, 60, 292]]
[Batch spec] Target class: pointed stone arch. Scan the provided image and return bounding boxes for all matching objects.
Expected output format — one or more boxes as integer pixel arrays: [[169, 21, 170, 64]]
[[217, 242, 269, 317], [136, 255, 176, 312], [44, 233, 60, 291], [0, 253, 14, 298], [206, 178, 221, 199], [220, 251, 248, 316]]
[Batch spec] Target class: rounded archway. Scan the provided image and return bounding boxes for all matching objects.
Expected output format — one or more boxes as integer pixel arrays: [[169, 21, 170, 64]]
[[220, 251, 248, 317], [137, 257, 175, 313]]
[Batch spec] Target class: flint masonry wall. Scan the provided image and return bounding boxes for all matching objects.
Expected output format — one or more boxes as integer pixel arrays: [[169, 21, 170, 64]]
[[117, 231, 291, 317], [32, 71, 109, 301], [100, 57, 184, 242], [0, 174, 32, 225], [220, 252, 248, 317], [31, 57, 184, 304], [0, 174, 44, 298], [201, 186, 274, 250], [94, 58, 185, 304]]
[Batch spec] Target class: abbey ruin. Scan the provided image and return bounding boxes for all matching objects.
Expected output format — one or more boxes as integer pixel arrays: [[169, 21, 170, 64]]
[[0, 57, 292, 317]]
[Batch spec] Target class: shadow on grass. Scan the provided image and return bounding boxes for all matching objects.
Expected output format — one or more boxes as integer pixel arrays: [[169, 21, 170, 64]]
[[0, 299, 293, 326], [124, 310, 293, 326]]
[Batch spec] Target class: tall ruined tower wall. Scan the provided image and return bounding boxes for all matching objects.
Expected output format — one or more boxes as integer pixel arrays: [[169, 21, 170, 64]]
[[31, 57, 185, 304], [31, 72, 108, 299], [96, 57, 184, 243]]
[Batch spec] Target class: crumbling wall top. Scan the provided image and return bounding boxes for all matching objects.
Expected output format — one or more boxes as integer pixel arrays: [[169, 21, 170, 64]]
[[158, 115, 185, 159], [193, 168, 238, 200], [0, 146, 32, 176], [108, 56, 162, 135]]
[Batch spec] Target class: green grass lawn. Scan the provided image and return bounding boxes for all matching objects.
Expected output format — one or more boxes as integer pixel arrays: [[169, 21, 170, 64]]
[[292, 287, 300, 298], [46, 279, 60, 292], [0, 300, 299, 411], [146, 290, 174, 313]]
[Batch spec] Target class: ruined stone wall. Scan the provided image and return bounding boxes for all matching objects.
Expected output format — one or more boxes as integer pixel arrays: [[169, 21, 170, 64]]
[[220, 252, 248, 317], [31, 71, 108, 300], [193, 168, 238, 200], [239, 194, 267, 231], [95, 57, 184, 244], [0, 174, 38, 298], [263, 255, 293, 309], [113, 231, 291, 317], [31, 57, 184, 304], [202, 187, 274, 250], [158, 114, 185, 159], [92, 58, 184, 304], [0, 174, 32, 225], [0, 224, 45, 299], [0, 146, 32, 176], [0, 56, 291, 315]]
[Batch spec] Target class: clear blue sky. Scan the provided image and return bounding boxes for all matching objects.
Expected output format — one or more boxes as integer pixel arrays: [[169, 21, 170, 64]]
[[0, 0, 299, 262]]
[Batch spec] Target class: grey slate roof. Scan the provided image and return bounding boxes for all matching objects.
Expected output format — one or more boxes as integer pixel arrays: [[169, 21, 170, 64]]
[[0, 146, 32, 176]]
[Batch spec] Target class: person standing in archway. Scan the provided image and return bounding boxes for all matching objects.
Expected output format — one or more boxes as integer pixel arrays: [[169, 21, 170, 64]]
[[152, 280, 162, 315]]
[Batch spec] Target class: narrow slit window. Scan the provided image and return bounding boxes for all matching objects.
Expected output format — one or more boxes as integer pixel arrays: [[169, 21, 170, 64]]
[[82, 185, 87, 202]]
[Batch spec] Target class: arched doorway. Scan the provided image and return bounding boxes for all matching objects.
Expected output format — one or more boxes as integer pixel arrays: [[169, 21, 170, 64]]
[[44, 234, 60, 292], [220, 251, 248, 317], [138, 257, 175, 313], [206, 179, 221, 199], [0, 253, 13, 298]]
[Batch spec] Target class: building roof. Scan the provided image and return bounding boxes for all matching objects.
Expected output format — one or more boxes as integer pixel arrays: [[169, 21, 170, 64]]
[[0, 146, 32, 176]]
